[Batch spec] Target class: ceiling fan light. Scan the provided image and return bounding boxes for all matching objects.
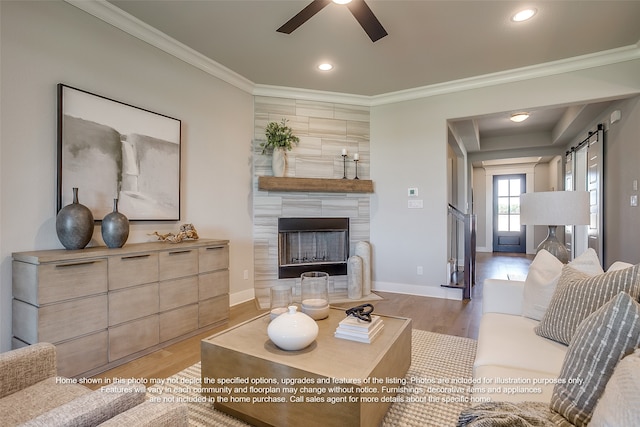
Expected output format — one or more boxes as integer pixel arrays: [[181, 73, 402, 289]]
[[318, 63, 334, 71], [512, 8, 537, 22], [333, 0, 352, 4], [510, 112, 530, 123]]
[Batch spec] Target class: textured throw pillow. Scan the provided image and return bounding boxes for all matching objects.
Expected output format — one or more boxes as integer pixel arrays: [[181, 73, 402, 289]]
[[590, 348, 640, 427], [535, 263, 640, 344], [550, 292, 640, 427], [522, 249, 604, 321]]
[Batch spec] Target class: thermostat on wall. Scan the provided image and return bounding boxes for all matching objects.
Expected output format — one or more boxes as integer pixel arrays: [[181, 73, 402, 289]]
[[408, 187, 418, 197]]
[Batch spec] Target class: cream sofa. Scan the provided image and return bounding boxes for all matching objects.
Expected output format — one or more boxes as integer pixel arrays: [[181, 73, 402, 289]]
[[473, 277, 569, 403], [0, 342, 188, 426], [472, 249, 636, 404], [468, 248, 640, 427]]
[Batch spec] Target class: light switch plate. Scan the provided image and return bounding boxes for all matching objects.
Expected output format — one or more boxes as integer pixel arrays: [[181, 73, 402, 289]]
[[408, 199, 423, 209], [631, 195, 638, 207]]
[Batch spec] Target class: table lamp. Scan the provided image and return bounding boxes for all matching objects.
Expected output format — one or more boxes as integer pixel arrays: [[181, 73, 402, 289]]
[[520, 191, 590, 263]]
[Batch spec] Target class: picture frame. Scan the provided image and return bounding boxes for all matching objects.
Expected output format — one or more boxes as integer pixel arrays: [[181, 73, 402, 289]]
[[57, 84, 181, 221]]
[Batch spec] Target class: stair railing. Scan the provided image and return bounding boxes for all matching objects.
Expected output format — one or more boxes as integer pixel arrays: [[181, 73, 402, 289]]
[[447, 204, 476, 299]]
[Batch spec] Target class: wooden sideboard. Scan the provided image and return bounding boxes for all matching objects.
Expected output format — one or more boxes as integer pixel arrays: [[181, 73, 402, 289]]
[[12, 238, 229, 378]]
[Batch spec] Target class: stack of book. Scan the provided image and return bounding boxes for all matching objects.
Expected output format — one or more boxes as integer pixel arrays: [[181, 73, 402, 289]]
[[334, 315, 384, 343]]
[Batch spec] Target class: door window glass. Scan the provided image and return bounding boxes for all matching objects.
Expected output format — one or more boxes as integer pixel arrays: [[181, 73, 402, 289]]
[[497, 178, 521, 232]]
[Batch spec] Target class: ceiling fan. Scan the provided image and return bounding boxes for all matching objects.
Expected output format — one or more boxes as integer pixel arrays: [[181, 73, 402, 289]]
[[277, 0, 388, 42]]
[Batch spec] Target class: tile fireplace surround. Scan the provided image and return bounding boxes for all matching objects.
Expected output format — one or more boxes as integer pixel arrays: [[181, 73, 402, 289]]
[[253, 96, 371, 309]]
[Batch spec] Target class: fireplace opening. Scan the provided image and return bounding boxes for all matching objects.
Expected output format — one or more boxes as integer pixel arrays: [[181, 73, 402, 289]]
[[278, 217, 349, 279]]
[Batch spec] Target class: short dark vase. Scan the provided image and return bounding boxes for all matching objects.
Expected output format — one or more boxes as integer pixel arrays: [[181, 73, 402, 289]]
[[56, 187, 94, 250], [101, 199, 129, 248]]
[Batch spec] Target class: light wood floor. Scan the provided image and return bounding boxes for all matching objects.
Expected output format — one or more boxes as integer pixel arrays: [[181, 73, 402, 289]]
[[87, 252, 532, 390]]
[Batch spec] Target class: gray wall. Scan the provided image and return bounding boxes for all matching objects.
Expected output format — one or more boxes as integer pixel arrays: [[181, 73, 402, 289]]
[[0, 1, 254, 351], [371, 64, 640, 297], [603, 96, 640, 266]]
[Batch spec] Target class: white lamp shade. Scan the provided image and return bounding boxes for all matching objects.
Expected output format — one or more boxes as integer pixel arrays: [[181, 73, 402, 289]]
[[520, 191, 590, 226]]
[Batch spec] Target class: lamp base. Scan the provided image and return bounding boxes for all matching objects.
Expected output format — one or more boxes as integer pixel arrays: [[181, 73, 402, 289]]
[[536, 225, 569, 263]]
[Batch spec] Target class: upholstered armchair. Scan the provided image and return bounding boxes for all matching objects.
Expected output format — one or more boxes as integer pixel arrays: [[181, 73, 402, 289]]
[[0, 343, 188, 426]]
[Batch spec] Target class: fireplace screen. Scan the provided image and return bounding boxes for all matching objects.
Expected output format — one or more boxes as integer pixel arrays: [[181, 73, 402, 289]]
[[278, 218, 349, 279]]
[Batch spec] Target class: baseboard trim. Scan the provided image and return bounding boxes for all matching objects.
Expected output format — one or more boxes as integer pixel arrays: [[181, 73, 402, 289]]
[[230, 288, 256, 307], [373, 281, 463, 301]]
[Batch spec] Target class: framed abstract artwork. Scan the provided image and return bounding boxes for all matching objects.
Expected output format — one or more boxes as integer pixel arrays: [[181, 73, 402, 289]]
[[57, 84, 181, 221]]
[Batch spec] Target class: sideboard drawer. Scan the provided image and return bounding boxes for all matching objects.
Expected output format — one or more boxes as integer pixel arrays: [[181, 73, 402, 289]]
[[199, 245, 229, 273], [13, 295, 108, 344], [199, 270, 229, 300], [108, 283, 159, 326], [56, 331, 108, 377], [159, 276, 198, 312], [109, 315, 159, 361], [13, 259, 107, 306], [199, 294, 229, 328], [108, 253, 159, 290], [159, 249, 198, 281], [159, 304, 198, 342]]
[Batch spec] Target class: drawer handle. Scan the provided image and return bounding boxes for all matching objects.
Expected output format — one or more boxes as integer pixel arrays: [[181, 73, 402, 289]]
[[55, 261, 96, 268], [168, 250, 192, 255], [121, 254, 151, 260], [205, 246, 224, 251]]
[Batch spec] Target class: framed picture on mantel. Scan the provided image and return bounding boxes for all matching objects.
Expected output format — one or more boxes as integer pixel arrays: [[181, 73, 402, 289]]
[[57, 84, 181, 221]]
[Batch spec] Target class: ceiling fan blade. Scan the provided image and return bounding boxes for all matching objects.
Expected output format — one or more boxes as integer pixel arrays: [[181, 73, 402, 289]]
[[277, 0, 332, 34], [346, 0, 388, 42]]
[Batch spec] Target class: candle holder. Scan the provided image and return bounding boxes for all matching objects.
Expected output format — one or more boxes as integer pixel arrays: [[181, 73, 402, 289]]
[[301, 271, 330, 320], [342, 154, 348, 179], [353, 159, 360, 180]]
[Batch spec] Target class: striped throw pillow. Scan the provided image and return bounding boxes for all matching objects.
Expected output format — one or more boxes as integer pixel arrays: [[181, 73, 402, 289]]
[[534, 263, 640, 345], [590, 348, 640, 426], [550, 292, 640, 427]]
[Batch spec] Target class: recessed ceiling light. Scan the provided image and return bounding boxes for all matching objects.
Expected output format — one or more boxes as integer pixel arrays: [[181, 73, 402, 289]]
[[510, 112, 530, 123], [318, 63, 334, 71], [511, 8, 537, 22]]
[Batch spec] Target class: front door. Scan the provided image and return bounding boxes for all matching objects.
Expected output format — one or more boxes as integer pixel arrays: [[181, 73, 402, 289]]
[[493, 174, 526, 253]]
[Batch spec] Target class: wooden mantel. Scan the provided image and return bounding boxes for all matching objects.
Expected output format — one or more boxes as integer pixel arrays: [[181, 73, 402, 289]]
[[258, 176, 374, 193]]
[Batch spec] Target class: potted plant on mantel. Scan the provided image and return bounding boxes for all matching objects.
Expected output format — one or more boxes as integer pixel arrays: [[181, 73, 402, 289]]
[[260, 119, 300, 177]]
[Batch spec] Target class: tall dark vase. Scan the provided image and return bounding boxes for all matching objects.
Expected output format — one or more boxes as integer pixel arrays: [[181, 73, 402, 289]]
[[101, 198, 129, 248], [56, 187, 94, 250]]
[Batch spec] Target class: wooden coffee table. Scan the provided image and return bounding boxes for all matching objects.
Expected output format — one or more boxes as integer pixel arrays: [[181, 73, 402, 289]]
[[201, 307, 412, 427]]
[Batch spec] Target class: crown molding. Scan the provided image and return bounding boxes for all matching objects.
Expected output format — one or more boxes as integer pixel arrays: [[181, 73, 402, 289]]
[[252, 84, 371, 106], [64, 0, 255, 94], [66, 1, 640, 107], [370, 43, 640, 107]]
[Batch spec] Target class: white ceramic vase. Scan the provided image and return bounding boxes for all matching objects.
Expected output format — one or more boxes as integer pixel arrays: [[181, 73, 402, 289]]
[[272, 148, 286, 177], [355, 241, 372, 295], [267, 306, 318, 351], [347, 255, 363, 299]]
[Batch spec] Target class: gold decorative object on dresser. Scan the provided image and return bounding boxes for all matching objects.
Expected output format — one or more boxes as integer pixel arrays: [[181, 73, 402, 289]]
[[12, 238, 229, 378]]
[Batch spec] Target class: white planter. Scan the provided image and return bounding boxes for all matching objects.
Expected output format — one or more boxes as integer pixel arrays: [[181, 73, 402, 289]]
[[272, 148, 286, 177]]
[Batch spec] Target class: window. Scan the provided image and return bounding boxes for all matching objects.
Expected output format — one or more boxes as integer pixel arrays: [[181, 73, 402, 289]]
[[497, 178, 521, 232]]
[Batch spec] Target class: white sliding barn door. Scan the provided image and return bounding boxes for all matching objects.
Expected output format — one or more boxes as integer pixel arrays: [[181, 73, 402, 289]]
[[565, 124, 604, 264]]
